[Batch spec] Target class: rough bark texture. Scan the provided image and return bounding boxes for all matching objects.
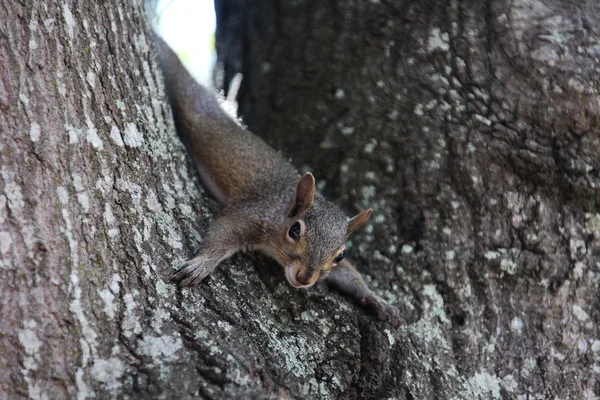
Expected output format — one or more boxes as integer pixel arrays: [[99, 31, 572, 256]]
[[2, 0, 599, 399], [2, 1, 411, 399], [214, 0, 600, 399]]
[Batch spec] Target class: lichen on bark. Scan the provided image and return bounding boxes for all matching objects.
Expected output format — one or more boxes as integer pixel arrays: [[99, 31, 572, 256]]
[[1, 0, 599, 399]]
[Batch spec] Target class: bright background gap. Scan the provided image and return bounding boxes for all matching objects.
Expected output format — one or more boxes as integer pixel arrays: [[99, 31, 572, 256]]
[[156, 0, 217, 86]]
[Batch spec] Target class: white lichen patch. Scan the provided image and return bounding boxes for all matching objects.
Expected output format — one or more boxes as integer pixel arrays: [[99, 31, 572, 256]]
[[124, 123, 144, 147], [102, 203, 119, 239], [414, 103, 424, 116], [18, 320, 42, 356], [69, 270, 98, 400], [70, 271, 98, 356], [194, 330, 208, 340], [91, 358, 125, 390], [521, 357, 536, 378], [461, 372, 502, 399], [138, 334, 183, 362], [474, 114, 492, 126], [142, 185, 184, 248], [97, 274, 121, 319], [57, 186, 69, 204], [407, 319, 451, 363], [72, 174, 90, 213], [42, 19, 55, 33], [72, 174, 84, 192], [579, 339, 588, 354], [146, 190, 162, 212], [484, 249, 502, 260], [0, 195, 6, 224], [77, 191, 90, 213], [76, 368, 95, 400], [151, 308, 171, 333], [1, 171, 36, 252], [424, 99, 438, 111], [361, 185, 376, 201], [427, 28, 450, 52], [254, 318, 324, 382], [18, 318, 44, 398], [85, 117, 103, 149], [86, 70, 96, 88], [422, 284, 450, 324], [103, 203, 116, 225], [573, 262, 585, 280], [133, 33, 150, 53], [573, 305, 589, 322], [155, 279, 175, 298], [568, 77, 586, 93], [364, 141, 376, 153], [500, 258, 517, 275], [65, 124, 82, 144], [57, 186, 80, 269], [122, 292, 141, 337], [109, 126, 124, 147], [62, 3, 76, 39], [300, 309, 320, 323], [30, 123, 41, 142], [585, 213, 600, 240], [116, 179, 143, 207], [502, 375, 518, 393], [17, 319, 44, 398], [384, 329, 396, 346], [510, 317, 523, 334], [0, 231, 12, 254], [228, 367, 253, 387], [402, 244, 413, 254], [552, 348, 566, 362], [339, 125, 355, 136]]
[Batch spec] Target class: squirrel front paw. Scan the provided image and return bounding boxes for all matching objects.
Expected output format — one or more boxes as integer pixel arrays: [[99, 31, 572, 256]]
[[172, 254, 217, 287], [361, 294, 404, 328]]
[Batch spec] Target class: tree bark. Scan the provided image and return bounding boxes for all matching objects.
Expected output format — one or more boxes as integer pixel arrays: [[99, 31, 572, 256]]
[[1, 1, 421, 399], [2, 0, 599, 399], [214, 0, 600, 398]]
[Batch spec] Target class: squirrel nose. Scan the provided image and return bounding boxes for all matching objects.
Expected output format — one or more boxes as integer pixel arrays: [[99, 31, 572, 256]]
[[295, 270, 313, 286]]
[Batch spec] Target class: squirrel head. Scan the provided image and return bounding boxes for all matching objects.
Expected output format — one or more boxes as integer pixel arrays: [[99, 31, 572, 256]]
[[274, 173, 373, 288]]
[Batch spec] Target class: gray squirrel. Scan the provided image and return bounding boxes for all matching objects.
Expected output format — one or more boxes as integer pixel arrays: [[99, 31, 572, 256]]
[[154, 34, 402, 327]]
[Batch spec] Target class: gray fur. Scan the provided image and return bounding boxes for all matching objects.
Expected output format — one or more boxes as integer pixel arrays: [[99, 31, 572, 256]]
[[155, 33, 402, 327], [302, 195, 347, 270]]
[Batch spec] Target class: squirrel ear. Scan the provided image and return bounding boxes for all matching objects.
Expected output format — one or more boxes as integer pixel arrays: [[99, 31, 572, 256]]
[[288, 173, 316, 217], [346, 209, 373, 236]]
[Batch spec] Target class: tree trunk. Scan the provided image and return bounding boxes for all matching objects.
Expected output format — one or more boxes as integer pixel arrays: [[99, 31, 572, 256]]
[[214, 0, 600, 398], [2, 1, 422, 399]]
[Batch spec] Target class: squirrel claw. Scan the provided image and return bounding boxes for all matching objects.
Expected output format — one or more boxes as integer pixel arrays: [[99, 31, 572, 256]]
[[172, 255, 215, 287], [361, 295, 404, 328]]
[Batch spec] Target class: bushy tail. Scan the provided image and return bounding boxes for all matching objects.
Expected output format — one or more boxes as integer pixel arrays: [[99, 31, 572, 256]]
[[153, 32, 225, 118]]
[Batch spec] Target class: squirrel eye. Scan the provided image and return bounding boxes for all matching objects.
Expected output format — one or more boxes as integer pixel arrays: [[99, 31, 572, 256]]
[[334, 250, 345, 263], [288, 222, 301, 241]]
